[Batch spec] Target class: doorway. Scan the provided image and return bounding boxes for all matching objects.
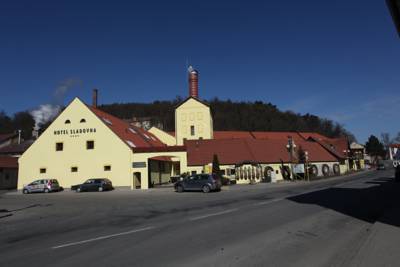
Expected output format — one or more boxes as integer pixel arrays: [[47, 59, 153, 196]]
[[133, 172, 141, 189]]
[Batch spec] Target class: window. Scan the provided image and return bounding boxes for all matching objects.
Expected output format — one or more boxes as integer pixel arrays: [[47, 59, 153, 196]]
[[40, 168, 46, 174], [80, 118, 86, 123], [126, 140, 136, 148], [65, 119, 71, 124], [71, 167, 78, 172], [143, 133, 150, 139], [56, 142, 63, 151], [190, 125, 195, 136], [86, 140, 94, 150], [104, 165, 111, 171], [128, 128, 137, 134], [191, 170, 197, 175], [0, 168, 3, 173], [102, 117, 112, 125]]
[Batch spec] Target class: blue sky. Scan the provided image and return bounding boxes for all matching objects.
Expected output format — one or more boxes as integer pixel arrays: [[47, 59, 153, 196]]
[[0, 0, 399, 143]]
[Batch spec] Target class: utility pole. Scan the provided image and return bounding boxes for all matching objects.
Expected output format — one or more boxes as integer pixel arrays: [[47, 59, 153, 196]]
[[286, 136, 297, 180], [305, 151, 309, 182]]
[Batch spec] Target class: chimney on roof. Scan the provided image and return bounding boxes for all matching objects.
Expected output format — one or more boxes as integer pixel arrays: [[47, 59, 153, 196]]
[[188, 66, 199, 98], [92, 89, 98, 108]]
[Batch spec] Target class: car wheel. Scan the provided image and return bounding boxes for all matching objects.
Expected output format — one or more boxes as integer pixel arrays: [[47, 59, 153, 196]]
[[98, 187, 103, 192], [202, 185, 211, 193], [77, 188, 81, 193], [23, 189, 28, 194], [44, 188, 49, 193], [176, 185, 184, 193]]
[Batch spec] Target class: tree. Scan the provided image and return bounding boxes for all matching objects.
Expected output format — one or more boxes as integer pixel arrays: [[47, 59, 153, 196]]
[[297, 145, 307, 164], [12, 112, 35, 139], [212, 154, 222, 180], [393, 132, 400, 143], [0, 111, 13, 134], [365, 135, 386, 163], [381, 133, 391, 158]]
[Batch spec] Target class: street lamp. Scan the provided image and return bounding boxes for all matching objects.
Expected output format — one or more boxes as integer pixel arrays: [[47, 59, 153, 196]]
[[286, 136, 297, 180], [343, 149, 350, 172], [305, 151, 309, 182]]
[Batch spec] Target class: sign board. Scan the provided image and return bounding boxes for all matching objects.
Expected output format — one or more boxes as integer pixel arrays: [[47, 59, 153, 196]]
[[293, 164, 305, 174], [132, 162, 147, 168]]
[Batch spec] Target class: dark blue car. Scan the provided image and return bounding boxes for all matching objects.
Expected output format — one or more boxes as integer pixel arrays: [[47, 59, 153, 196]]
[[74, 178, 114, 192], [174, 174, 222, 193]]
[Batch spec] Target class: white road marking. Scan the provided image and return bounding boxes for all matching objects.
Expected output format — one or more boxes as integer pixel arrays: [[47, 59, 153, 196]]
[[253, 198, 282, 206], [189, 208, 238, 221], [52, 226, 154, 249]]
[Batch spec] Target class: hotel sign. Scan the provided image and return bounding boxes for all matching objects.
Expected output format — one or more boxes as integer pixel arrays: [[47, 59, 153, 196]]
[[54, 128, 97, 137]]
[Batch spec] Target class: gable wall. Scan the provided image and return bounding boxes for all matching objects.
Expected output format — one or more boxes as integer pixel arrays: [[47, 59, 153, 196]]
[[175, 98, 213, 145], [18, 99, 133, 189]]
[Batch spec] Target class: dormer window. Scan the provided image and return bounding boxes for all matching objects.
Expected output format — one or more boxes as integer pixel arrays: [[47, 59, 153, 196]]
[[126, 140, 136, 148], [102, 118, 112, 125], [129, 128, 137, 134], [65, 120, 71, 124], [80, 119, 86, 123], [143, 133, 150, 139]]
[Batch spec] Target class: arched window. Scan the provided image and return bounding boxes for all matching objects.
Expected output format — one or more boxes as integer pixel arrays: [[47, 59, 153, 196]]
[[65, 119, 71, 124], [80, 118, 86, 123]]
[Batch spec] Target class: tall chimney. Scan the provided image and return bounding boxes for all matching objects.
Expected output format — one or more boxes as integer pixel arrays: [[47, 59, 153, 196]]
[[92, 89, 98, 108], [188, 66, 199, 98]]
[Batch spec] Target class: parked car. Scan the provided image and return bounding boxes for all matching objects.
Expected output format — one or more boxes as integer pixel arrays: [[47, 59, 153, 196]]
[[377, 163, 386, 170], [174, 174, 222, 193], [22, 179, 61, 194], [74, 178, 113, 192], [395, 165, 400, 182]]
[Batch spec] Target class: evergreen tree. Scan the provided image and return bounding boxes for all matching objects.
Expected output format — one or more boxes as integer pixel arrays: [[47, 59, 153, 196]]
[[365, 135, 386, 163], [212, 154, 222, 180]]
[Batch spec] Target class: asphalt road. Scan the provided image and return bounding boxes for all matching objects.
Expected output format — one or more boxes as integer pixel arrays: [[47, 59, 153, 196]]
[[1, 170, 399, 267]]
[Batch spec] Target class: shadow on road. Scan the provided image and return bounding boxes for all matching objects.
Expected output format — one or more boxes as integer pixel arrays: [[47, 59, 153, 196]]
[[288, 176, 400, 227]]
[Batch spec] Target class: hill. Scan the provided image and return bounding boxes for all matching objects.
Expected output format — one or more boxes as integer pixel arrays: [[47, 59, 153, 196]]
[[99, 97, 355, 141]]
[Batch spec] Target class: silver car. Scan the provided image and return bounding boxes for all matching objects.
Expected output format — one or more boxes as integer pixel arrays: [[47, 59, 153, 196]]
[[23, 179, 60, 194]]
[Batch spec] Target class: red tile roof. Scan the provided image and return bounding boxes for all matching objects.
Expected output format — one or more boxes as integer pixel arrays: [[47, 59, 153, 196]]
[[0, 140, 34, 155], [186, 138, 338, 166], [0, 133, 17, 143], [149, 156, 173, 161], [213, 131, 254, 139], [390, 144, 400, 148], [89, 106, 166, 149], [0, 156, 18, 168], [251, 131, 305, 142]]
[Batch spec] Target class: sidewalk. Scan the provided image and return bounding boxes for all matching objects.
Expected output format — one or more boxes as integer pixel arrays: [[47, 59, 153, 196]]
[[351, 204, 400, 266]]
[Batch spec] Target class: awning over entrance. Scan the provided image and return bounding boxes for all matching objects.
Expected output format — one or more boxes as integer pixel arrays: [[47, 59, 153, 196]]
[[149, 156, 173, 162]]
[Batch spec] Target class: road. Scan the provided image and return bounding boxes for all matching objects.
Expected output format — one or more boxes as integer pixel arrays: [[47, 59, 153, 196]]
[[1, 170, 400, 267]]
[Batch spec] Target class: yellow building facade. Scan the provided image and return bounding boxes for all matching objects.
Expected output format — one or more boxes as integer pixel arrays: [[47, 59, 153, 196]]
[[175, 97, 213, 145], [18, 98, 187, 190]]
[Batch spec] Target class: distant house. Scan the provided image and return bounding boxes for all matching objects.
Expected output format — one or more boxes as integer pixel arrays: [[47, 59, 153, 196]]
[[0, 137, 34, 190], [389, 144, 400, 161], [0, 156, 18, 189], [0, 133, 19, 149]]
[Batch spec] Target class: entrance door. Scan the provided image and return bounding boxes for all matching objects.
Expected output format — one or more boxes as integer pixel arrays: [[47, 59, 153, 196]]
[[133, 172, 141, 189]]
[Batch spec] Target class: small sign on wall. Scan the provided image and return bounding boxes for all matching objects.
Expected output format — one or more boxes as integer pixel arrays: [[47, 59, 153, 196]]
[[132, 162, 147, 168]]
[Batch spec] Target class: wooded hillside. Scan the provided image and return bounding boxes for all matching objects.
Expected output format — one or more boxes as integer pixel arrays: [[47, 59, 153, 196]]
[[99, 97, 355, 140]]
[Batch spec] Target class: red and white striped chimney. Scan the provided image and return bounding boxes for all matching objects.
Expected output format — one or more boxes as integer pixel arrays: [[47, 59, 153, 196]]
[[92, 88, 98, 108], [188, 66, 199, 98]]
